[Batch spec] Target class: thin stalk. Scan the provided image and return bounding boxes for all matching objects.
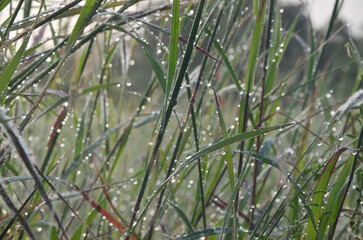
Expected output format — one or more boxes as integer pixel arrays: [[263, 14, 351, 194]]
[[251, 0, 275, 228]]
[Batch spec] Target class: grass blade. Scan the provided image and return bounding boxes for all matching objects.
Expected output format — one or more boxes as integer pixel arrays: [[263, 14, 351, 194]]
[[0, 36, 30, 99], [167, 200, 194, 233], [306, 147, 348, 239], [186, 124, 292, 165], [213, 87, 234, 190], [166, 0, 179, 96]]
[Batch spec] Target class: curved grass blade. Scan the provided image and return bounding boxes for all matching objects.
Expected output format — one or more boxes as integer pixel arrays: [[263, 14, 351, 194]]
[[27, 81, 127, 128], [328, 122, 363, 239], [186, 124, 292, 165], [231, 151, 280, 170], [306, 147, 348, 240], [167, 200, 194, 233], [210, 32, 242, 91], [108, 25, 166, 93], [318, 155, 353, 237]]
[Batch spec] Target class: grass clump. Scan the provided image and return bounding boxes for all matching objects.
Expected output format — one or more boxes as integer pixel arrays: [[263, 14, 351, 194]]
[[0, 0, 362, 239]]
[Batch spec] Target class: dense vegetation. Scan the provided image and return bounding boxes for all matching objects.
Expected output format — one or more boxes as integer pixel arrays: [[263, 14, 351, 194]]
[[0, 0, 362, 239]]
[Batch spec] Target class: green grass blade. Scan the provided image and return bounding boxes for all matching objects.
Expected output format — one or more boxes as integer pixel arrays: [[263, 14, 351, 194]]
[[210, 32, 242, 91], [234, 151, 280, 170], [306, 147, 348, 240], [166, 0, 179, 96], [185, 124, 292, 165], [328, 120, 363, 238], [64, 0, 101, 54], [3, 0, 24, 40], [318, 155, 353, 237], [167, 200, 194, 233], [0, 36, 30, 99], [244, 0, 266, 95], [213, 87, 234, 190], [109, 25, 166, 93], [0, 0, 11, 12]]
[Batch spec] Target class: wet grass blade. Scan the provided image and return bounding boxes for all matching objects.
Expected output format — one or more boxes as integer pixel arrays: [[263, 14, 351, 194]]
[[167, 200, 194, 233], [63, 0, 101, 54], [186, 124, 292, 165], [210, 32, 242, 91], [166, 0, 179, 96], [244, 0, 266, 95], [318, 155, 353, 237], [0, 36, 30, 100], [306, 147, 348, 239], [0, 182, 35, 240], [213, 87, 234, 190], [41, 106, 68, 171], [109, 25, 167, 93]]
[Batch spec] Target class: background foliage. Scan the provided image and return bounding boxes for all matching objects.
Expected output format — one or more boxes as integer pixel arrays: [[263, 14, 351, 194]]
[[0, 0, 362, 239]]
